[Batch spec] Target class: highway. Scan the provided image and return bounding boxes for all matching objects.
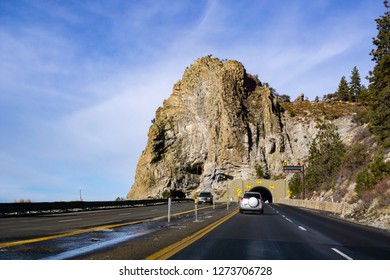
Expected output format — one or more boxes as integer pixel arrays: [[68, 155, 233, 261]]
[[0, 201, 196, 242], [1, 202, 389, 260], [167, 204, 390, 260]]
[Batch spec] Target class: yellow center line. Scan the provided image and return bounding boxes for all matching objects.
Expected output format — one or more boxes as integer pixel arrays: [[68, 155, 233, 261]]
[[0, 205, 215, 249], [146, 209, 239, 260]]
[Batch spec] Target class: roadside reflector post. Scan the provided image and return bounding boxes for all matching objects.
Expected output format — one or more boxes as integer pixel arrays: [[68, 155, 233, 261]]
[[213, 200, 215, 211], [227, 199, 229, 210], [167, 197, 171, 224], [194, 198, 198, 222]]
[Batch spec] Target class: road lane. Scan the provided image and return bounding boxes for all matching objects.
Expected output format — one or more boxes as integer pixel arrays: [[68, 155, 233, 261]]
[[0, 202, 233, 260], [272, 204, 390, 259], [168, 204, 390, 260], [0, 201, 202, 243]]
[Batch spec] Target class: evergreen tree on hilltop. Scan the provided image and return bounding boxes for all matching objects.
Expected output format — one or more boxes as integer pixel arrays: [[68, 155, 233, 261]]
[[368, 0, 390, 145], [336, 76, 350, 101], [349, 66, 362, 102]]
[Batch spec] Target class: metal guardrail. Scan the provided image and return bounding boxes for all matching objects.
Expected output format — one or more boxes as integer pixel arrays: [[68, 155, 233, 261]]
[[0, 198, 193, 214]]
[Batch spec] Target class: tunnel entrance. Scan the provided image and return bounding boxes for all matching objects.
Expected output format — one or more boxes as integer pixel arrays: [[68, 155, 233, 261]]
[[249, 186, 273, 203]]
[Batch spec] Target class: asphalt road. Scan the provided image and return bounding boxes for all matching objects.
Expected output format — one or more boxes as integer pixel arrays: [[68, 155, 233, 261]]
[[0, 201, 230, 260], [1, 202, 389, 260], [169, 203, 390, 260], [0, 201, 197, 242]]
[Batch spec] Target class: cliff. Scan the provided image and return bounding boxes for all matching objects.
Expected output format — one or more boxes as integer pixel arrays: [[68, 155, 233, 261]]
[[127, 56, 362, 200]]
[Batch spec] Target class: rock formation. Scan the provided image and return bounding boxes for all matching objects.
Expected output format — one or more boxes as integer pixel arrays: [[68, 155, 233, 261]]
[[127, 56, 361, 200], [294, 93, 305, 102]]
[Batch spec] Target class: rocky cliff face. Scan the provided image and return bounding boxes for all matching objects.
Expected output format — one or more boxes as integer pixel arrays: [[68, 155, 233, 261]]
[[127, 56, 361, 199]]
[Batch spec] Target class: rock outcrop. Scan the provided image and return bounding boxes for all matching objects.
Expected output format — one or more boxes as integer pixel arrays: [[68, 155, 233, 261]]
[[127, 56, 361, 200], [294, 93, 305, 102]]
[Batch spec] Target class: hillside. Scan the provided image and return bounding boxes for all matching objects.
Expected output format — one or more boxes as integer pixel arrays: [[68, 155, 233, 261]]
[[127, 56, 389, 230], [282, 99, 390, 229]]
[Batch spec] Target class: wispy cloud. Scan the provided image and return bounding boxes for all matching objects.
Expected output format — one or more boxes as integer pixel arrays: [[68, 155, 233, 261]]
[[0, 0, 384, 202]]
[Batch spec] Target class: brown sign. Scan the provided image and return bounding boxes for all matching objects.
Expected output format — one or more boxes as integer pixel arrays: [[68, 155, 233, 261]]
[[283, 165, 303, 173]]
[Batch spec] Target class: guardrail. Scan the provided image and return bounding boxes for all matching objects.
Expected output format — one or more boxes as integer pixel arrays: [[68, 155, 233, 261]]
[[0, 198, 193, 215]]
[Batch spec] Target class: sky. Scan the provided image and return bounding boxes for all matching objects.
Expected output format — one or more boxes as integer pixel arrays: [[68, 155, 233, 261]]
[[0, 0, 385, 202]]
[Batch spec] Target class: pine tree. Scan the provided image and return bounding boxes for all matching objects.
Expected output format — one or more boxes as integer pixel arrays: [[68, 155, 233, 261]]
[[359, 84, 370, 105], [349, 66, 362, 102], [336, 76, 350, 101], [305, 123, 346, 192], [288, 173, 302, 198], [368, 1, 390, 145]]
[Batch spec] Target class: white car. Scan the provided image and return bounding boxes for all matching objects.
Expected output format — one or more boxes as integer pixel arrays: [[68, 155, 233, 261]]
[[239, 192, 264, 214], [197, 192, 214, 204]]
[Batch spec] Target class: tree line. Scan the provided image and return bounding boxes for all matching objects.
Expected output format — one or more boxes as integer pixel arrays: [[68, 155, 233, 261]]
[[324, 66, 368, 103]]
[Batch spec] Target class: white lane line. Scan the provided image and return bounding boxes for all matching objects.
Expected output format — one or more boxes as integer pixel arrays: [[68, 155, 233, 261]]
[[285, 218, 293, 223], [58, 218, 82, 223], [298, 226, 307, 231], [331, 248, 353, 260], [118, 213, 132, 216]]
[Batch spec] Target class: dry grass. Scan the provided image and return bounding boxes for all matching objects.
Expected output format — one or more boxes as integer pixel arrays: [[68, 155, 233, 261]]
[[280, 100, 367, 121]]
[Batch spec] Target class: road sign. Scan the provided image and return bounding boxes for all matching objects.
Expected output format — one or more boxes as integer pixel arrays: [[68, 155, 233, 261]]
[[246, 184, 251, 190], [269, 185, 275, 190], [283, 165, 303, 173], [236, 188, 242, 196], [257, 179, 262, 184]]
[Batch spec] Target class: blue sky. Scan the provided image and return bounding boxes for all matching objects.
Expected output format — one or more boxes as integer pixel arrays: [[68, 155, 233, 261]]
[[0, 0, 384, 202]]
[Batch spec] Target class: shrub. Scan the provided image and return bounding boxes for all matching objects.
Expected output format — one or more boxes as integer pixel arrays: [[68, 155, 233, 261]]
[[162, 189, 171, 199], [256, 165, 264, 178], [355, 154, 390, 194], [341, 143, 368, 177], [289, 173, 302, 198]]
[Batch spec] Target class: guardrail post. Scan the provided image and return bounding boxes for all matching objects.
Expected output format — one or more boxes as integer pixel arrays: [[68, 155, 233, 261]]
[[167, 198, 171, 224]]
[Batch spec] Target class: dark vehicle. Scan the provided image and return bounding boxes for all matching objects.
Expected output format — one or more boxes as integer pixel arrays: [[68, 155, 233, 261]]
[[197, 192, 214, 204], [239, 192, 264, 214]]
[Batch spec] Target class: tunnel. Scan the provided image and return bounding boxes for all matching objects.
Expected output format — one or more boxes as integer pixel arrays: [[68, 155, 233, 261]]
[[249, 186, 273, 203]]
